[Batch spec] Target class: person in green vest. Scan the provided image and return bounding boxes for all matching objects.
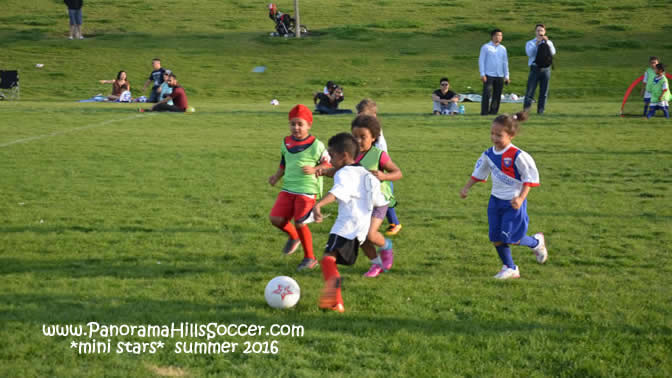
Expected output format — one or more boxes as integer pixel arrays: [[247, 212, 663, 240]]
[[269, 104, 332, 271], [351, 115, 403, 278], [356, 98, 403, 236], [646, 63, 670, 119], [641, 56, 660, 116]]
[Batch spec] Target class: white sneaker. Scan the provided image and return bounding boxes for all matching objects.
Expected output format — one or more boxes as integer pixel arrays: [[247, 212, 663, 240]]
[[494, 265, 520, 280], [493, 265, 507, 279], [532, 232, 548, 264]]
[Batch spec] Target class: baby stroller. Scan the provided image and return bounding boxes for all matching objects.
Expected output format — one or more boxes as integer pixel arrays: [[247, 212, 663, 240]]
[[268, 3, 308, 36]]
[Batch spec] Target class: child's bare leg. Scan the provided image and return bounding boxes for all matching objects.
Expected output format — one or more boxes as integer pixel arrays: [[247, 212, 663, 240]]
[[367, 217, 385, 248], [361, 240, 377, 260]]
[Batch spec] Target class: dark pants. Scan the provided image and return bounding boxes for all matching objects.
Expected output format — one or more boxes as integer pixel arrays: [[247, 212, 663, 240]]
[[152, 103, 185, 112], [148, 86, 160, 103], [315, 105, 353, 115], [481, 76, 504, 115], [524, 66, 551, 114]]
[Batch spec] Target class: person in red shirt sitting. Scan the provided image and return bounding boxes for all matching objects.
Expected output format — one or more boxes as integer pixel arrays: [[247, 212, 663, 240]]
[[139, 73, 188, 112]]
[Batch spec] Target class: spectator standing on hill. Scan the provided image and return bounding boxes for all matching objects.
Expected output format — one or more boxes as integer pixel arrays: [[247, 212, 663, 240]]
[[479, 29, 510, 115], [523, 24, 556, 114], [64, 0, 84, 40], [432, 77, 460, 115]]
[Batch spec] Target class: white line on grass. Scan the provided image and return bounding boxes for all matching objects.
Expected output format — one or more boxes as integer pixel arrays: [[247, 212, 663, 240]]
[[0, 113, 154, 148]]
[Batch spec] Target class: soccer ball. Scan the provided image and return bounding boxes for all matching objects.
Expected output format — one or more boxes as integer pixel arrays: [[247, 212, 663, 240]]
[[264, 276, 300, 309], [270, 99, 279, 106]]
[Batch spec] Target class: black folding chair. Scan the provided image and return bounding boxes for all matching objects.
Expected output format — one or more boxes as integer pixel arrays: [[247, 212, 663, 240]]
[[0, 70, 20, 100]]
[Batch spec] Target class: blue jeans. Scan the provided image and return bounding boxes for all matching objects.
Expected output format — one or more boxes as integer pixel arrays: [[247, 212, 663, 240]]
[[315, 105, 353, 115], [524, 66, 551, 114]]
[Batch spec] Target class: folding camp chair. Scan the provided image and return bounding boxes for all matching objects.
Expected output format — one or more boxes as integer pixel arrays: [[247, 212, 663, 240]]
[[0, 70, 20, 100]]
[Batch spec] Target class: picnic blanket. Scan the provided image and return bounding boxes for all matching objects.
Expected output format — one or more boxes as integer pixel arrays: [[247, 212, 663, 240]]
[[460, 93, 525, 103]]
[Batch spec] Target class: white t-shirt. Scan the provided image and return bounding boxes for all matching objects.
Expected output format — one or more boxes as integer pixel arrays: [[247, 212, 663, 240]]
[[329, 165, 388, 242], [119, 90, 132, 102], [471, 144, 540, 200]]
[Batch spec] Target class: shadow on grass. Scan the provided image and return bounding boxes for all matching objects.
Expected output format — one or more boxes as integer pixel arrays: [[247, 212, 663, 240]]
[[0, 225, 223, 234], [0, 257, 216, 279], [2, 293, 669, 341]]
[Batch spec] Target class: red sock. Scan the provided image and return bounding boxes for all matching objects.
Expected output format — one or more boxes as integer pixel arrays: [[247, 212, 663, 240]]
[[296, 225, 314, 259], [320, 256, 342, 304], [276, 221, 298, 240]]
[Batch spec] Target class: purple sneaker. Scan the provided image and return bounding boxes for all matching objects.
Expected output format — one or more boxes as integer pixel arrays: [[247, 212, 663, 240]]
[[363, 264, 384, 278], [381, 249, 394, 271]]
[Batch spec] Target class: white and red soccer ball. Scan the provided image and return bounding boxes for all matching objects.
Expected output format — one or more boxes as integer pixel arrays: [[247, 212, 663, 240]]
[[264, 276, 300, 309]]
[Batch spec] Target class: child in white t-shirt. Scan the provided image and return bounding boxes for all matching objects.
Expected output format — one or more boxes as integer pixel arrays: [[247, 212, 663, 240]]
[[313, 132, 388, 313]]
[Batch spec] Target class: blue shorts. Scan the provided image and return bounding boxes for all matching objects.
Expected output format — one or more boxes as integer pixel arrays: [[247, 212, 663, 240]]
[[68, 9, 82, 25], [487, 195, 529, 244]]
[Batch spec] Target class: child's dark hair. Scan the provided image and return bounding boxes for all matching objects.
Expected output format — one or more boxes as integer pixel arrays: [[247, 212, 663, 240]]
[[120, 83, 129, 90], [493, 111, 529, 137], [351, 115, 381, 140], [440, 77, 449, 84], [535, 23, 545, 29], [169, 73, 177, 79], [356, 98, 377, 114], [650, 56, 659, 62], [328, 132, 359, 158], [116, 70, 126, 80], [655, 63, 665, 71], [152, 58, 161, 62], [491, 28, 502, 37]]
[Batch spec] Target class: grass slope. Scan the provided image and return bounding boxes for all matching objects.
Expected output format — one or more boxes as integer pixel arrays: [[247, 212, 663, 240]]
[[1, 0, 671, 376], [1, 0, 670, 102]]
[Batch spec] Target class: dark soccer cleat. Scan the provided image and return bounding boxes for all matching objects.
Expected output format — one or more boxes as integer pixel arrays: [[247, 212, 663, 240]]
[[283, 238, 301, 255], [296, 258, 318, 272]]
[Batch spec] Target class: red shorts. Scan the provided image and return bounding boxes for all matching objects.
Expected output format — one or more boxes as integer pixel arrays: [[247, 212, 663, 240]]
[[270, 191, 316, 223]]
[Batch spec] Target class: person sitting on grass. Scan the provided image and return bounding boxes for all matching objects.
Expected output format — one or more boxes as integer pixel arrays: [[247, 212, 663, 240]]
[[314, 85, 353, 115], [432, 77, 459, 115], [158, 70, 174, 106], [99, 71, 130, 101], [138, 73, 187, 112]]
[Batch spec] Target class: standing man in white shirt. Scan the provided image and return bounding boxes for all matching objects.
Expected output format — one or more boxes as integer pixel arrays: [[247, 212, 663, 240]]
[[479, 29, 510, 116], [523, 24, 556, 114]]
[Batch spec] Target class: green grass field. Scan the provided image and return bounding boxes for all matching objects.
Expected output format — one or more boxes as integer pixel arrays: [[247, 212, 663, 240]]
[[1, 0, 672, 376]]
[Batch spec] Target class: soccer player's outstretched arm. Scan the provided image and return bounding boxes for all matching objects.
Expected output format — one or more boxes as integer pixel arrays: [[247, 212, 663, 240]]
[[313, 193, 336, 223]]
